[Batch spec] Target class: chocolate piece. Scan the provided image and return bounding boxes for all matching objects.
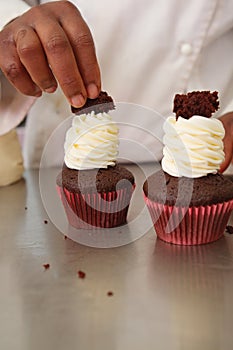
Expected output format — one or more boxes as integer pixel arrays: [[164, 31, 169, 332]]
[[71, 91, 115, 115], [173, 91, 219, 120], [143, 170, 233, 206]]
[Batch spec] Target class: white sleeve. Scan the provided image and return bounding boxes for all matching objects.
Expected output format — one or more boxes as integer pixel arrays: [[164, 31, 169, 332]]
[[0, 1, 36, 136], [0, 72, 36, 136], [0, 0, 30, 30]]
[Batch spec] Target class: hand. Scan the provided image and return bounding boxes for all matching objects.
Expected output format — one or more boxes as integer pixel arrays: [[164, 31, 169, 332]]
[[0, 1, 101, 107], [219, 112, 233, 173]]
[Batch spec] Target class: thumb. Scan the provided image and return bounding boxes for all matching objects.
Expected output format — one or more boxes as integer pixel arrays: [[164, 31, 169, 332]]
[[219, 137, 233, 173]]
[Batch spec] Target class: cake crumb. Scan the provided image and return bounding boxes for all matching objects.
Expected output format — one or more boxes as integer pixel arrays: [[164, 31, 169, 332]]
[[78, 270, 86, 279], [107, 291, 114, 297], [44, 220, 48, 224], [25, 206, 28, 210], [226, 226, 233, 234], [64, 235, 68, 240], [71, 91, 115, 115], [173, 91, 219, 120], [43, 263, 50, 270]]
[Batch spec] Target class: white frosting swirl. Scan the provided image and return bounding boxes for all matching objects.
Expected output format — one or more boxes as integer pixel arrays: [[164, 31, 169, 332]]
[[64, 111, 119, 170], [161, 115, 225, 178]]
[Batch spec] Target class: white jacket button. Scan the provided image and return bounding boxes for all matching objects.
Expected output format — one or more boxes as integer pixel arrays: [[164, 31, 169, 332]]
[[180, 43, 193, 55]]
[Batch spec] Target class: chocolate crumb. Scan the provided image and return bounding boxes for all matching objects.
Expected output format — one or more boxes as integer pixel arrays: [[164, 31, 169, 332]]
[[71, 91, 115, 115], [226, 226, 233, 234], [25, 207, 27, 210], [43, 263, 50, 270], [44, 220, 48, 224], [64, 235, 68, 240], [107, 291, 114, 297], [78, 270, 86, 279], [173, 91, 219, 120]]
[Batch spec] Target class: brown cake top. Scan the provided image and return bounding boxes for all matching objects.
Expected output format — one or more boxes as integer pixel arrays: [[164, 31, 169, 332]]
[[71, 91, 115, 115], [143, 170, 233, 206], [173, 91, 219, 120], [56, 163, 135, 193]]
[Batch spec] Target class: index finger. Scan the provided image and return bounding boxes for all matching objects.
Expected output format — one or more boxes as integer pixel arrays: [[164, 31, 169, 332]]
[[58, 7, 101, 99], [35, 18, 87, 107]]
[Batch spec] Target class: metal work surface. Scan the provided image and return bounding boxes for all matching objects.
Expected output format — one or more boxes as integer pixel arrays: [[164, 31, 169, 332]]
[[0, 164, 233, 350]]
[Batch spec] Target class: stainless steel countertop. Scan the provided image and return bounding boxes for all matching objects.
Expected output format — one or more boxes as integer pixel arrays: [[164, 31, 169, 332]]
[[1, 164, 233, 350]]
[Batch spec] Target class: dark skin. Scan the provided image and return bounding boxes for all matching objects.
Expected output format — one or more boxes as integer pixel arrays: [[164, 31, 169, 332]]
[[0, 1, 232, 171], [0, 1, 101, 107], [219, 112, 233, 172]]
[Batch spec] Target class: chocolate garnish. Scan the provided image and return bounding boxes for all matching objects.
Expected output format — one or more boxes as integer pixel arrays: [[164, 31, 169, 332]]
[[71, 91, 115, 115], [173, 91, 219, 120]]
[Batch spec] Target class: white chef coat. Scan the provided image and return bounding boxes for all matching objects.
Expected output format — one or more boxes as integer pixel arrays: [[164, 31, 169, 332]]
[[0, 0, 233, 168]]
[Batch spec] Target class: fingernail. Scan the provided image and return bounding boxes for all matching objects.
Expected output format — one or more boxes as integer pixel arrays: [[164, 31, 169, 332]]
[[71, 94, 85, 107], [87, 83, 99, 99], [44, 86, 57, 93]]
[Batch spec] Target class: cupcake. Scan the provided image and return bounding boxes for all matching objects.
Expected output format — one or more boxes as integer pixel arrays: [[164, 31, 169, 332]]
[[143, 91, 233, 245], [56, 91, 135, 229]]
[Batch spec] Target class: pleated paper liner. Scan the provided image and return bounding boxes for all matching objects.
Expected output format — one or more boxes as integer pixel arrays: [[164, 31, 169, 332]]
[[57, 184, 135, 229], [144, 196, 233, 245]]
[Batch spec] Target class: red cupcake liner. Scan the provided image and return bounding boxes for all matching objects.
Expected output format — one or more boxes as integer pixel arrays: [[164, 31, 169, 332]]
[[144, 196, 233, 245], [57, 185, 135, 229]]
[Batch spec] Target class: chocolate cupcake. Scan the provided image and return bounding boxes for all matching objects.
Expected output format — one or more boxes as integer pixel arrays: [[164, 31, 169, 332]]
[[143, 91, 233, 245], [56, 91, 135, 229]]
